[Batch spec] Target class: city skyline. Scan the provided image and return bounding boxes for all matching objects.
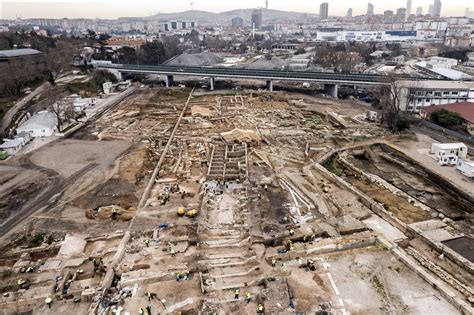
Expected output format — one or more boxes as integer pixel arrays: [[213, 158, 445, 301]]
[[0, 0, 472, 19]]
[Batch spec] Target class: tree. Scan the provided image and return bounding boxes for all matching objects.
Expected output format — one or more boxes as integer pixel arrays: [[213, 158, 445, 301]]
[[138, 41, 167, 65], [239, 43, 248, 53], [430, 109, 462, 127], [294, 47, 306, 55], [90, 70, 118, 91], [44, 89, 67, 132], [377, 77, 411, 132], [314, 46, 361, 73], [117, 46, 137, 64]]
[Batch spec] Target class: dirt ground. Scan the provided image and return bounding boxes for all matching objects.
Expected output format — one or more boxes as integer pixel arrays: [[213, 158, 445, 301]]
[[326, 247, 461, 315], [390, 133, 474, 196], [1, 87, 472, 315]]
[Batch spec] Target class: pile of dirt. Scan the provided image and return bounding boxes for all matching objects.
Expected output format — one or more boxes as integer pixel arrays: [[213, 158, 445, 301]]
[[72, 178, 139, 215], [191, 105, 214, 117], [165, 52, 223, 67], [242, 56, 288, 70], [221, 128, 262, 143], [85, 205, 136, 221]]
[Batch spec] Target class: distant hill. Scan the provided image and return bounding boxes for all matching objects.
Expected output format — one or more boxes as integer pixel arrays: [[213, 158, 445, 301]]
[[220, 8, 317, 21], [145, 9, 317, 24], [145, 10, 219, 23]]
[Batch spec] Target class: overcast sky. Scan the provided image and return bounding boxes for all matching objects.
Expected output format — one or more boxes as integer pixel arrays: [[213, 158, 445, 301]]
[[1, 0, 471, 19]]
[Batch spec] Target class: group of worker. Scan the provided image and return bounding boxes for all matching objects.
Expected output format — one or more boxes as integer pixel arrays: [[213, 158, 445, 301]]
[[91, 256, 106, 273], [169, 244, 176, 257], [138, 305, 152, 315], [17, 278, 29, 290], [233, 289, 265, 313], [176, 268, 191, 282], [111, 207, 119, 220]]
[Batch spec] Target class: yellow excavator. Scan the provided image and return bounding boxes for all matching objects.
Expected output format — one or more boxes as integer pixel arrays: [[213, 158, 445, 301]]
[[185, 209, 198, 218], [177, 207, 198, 218], [177, 207, 186, 217]]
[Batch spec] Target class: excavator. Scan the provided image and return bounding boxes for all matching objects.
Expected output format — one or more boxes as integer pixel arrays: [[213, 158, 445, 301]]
[[177, 207, 198, 218]]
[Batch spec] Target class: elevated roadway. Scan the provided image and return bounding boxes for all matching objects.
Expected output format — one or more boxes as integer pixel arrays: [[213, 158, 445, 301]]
[[96, 63, 423, 96]]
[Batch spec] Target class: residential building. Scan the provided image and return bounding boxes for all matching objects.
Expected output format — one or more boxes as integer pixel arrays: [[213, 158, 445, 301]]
[[399, 80, 474, 112], [430, 143, 468, 166], [416, 7, 423, 16], [429, 5, 434, 16], [420, 102, 474, 135], [367, 3, 374, 16], [456, 159, 474, 178], [347, 8, 353, 19], [232, 17, 244, 29], [406, 0, 412, 17], [16, 111, 57, 138], [320, 2, 329, 20], [105, 37, 146, 52], [395, 8, 407, 23], [251, 9, 263, 29], [384, 10, 394, 23], [433, 0, 442, 17]]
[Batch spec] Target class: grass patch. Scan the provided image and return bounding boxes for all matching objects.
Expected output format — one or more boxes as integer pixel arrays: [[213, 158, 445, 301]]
[[60, 123, 79, 133], [150, 88, 192, 103], [323, 155, 345, 177], [28, 233, 45, 248]]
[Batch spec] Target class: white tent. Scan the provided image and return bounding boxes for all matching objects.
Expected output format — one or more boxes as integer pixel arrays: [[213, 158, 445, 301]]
[[16, 111, 57, 138]]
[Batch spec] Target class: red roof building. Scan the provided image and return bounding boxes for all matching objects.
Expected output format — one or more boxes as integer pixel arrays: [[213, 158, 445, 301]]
[[420, 101, 474, 135]]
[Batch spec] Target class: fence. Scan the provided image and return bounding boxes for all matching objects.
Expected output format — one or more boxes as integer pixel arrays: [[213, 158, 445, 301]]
[[416, 119, 474, 145]]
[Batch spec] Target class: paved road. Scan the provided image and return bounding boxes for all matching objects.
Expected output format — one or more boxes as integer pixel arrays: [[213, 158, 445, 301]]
[[1, 82, 49, 132]]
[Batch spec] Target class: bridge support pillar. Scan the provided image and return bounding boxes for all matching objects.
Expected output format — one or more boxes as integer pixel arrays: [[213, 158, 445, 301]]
[[165, 75, 174, 88], [325, 84, 338, 98], [266, 80, 274, 92], [210, 77, 215, 91]]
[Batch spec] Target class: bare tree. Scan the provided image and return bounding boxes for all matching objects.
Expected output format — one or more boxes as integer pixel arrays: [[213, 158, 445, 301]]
[[377, 76, 412, 132], [44, 90, 67, 132]]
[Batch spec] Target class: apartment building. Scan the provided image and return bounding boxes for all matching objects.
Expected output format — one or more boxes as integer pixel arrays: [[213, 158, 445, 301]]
[[398, 80, 474, 112]]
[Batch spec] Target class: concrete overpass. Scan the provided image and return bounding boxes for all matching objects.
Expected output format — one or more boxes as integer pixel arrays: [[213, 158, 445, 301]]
[[96, 63, 418, 97]]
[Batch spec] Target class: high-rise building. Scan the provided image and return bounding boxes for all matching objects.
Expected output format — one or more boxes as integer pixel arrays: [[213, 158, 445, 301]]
[[265, 0, 268, 10], [416, 6, 423, 16], [232, 17, 244, 28], [367, 3, 374, 16], [346, 8, 353, 18], [383, 10, 394, 23], [395, 7, 407, 22], [251, 9, 263, 29], [406, 0, 412, 16], [429, 4, 434, 15], [433, 0, 442, 17], [319, 2, 329, 20]]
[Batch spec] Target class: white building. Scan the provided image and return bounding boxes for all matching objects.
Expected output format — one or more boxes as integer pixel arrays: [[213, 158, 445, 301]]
[[456, 159, 474, 178], [430, 143, 468, 166], [414, 57, 472, 80], [316, 29, 417, 42], [0, 138, 24, 156], [16, 111, 57, 138], [398, 80, 474, 112]]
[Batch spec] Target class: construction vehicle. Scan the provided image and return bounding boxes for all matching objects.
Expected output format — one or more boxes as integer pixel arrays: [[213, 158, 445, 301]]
[[177, 207, 186, 217], [185, 209, 198, 218]]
